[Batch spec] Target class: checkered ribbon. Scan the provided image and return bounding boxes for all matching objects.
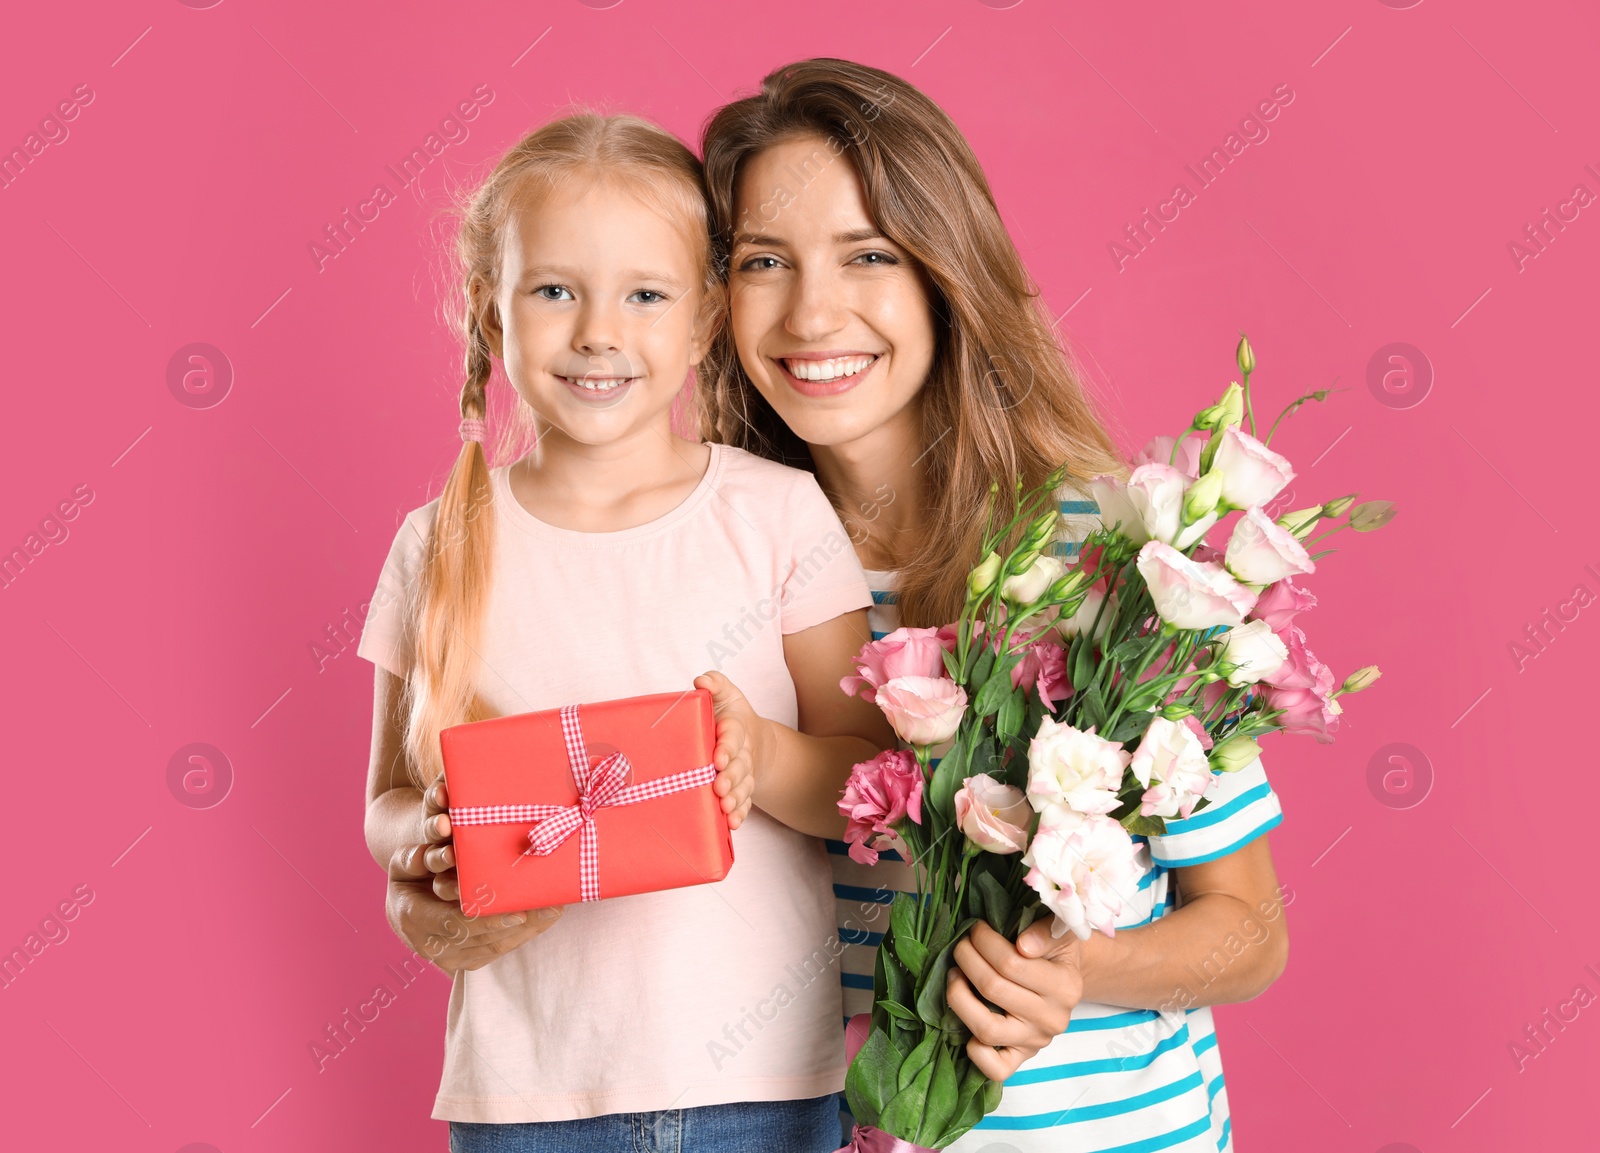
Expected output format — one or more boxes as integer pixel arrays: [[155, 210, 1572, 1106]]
[[449, 704, 716, 901]]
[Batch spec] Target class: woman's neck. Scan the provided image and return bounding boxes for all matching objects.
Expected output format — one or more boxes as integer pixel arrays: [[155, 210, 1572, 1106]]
[[807, 398, 928, 572]]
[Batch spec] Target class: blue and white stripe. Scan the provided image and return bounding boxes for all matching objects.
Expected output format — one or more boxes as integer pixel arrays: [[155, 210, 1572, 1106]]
[[829, 496, 1281, 1152]]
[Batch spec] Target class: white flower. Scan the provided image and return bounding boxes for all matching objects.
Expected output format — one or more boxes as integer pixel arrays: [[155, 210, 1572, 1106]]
[[1095, 466, 1216, 549], [1214, 619, 1289, 687], [1212, 427, 1294, 509], [1023, 809, 1146, 939], [1129, 716, 1215, 820], [1002, 554, 1066, 605], [1135, 540, 1257, 630], [1026, 717, 1130, 817], [1225, 507, 1315, 587], [1055, 585, 1114, 642]]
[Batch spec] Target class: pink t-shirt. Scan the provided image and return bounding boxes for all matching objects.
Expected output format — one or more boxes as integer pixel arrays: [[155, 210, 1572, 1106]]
[[357, 443, 872, 1123]]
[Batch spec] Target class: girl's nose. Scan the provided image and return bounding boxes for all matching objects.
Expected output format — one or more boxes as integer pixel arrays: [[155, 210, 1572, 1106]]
[[573, 301, 623, 354]]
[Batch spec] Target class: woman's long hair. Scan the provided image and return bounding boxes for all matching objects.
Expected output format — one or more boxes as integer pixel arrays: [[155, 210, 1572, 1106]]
[[404, 113, 718, 784], [699, 58, 1125, 628]]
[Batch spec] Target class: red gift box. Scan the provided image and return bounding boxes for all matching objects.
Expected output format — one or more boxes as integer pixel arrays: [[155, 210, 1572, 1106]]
[[439, 689, 732, 915]]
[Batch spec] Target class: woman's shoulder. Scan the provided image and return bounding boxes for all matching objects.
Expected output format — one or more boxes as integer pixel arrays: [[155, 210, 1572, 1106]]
[[1051, 479, 1103, 555]]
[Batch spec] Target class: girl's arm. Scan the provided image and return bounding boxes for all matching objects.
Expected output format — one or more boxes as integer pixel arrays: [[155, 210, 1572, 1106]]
[[945, 835, 1288, 1080], [696, 607, 895, 839], [365, 666, 563, 972]]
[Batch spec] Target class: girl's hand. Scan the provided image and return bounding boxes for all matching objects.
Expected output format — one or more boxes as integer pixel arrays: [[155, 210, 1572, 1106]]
[[946, 920, 1084, 1080], [695, 671, 772, 831]]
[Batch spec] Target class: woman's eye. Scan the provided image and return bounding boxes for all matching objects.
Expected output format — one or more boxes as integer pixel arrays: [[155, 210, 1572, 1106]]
[[739, 255, 782, 272], [629, 290, 666, 304], [535, 285, 573, 301], [853, 251, 897, 266]]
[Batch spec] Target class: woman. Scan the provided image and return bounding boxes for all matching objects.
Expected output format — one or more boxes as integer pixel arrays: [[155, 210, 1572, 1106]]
[[386, 58, 1288, 1152], [693, 60, 1287, 1152]]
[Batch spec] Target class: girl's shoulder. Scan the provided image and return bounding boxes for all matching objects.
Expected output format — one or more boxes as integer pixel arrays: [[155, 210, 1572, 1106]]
[[710, 443, 831, 507]]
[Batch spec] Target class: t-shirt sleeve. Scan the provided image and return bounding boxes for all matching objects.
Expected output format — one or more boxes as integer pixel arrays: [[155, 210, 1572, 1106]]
[[354, 506, 434, 679], [1051, 483, 1102, 562], [1146, 755, 1284, 868], [777, 472, 873, 635]]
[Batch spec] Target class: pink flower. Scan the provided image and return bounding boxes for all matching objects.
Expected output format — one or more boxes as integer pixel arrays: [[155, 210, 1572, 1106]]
[[838, 750, 924, 865], [1023, 809, 1146, 939], [1251, 578, 1317, 632], [1026, 717, 1129, 817], [954, 776, 1033, 855], [1011, 632, 1072, 709], [1136, 540, 1258, 630], [840, 627, 951, 701], [875, 676, 968, 746], [1133, 434, 1202, 480], [1092, 466, 1215, 549], [1225, 507, 1315, 587], [1258, 682, 1341, 743], [1212, 427, 1294, 509]]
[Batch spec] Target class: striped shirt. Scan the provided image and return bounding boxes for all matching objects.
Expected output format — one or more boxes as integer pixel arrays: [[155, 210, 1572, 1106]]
[[829, 497, 1283, 1152]]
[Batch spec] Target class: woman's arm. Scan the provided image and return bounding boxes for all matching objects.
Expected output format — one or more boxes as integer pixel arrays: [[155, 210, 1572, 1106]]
[[365, 666, 563, 972], [946, 835, 1288, 1079], [698, 608, 895, 839]]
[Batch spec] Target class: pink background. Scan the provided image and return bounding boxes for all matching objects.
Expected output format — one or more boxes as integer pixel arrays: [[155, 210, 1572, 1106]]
[[2, 1, 1596, 1150]]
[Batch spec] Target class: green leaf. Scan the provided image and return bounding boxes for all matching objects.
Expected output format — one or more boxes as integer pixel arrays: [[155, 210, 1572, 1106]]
[[966, 736, 1001, 783], [880, 1052, 936, 1137], [917, 1041, 961, 1145], [843, 1026, 900, 1127], [973, 870, 1013, 938], [1016, 902, 1040, 935], [927, 735, 970, 821], [895, 1030, 939, 1092], [895, 934, 929, 976], [890, 892, 920, 954], [1069, 633, 1095, 690], [940, 645, 962, 681], [1109, 637, 1145, 663], [945, 1063, 998, 1145], [969, 644, 996, 693], [1079, 684, 1108, 731], [972, 661, 1016, 718], [1120, 810, 1167, 836], [916, 916, 977, 1027], [996, 687, 1024, 744], [877, 999, 920, 1022], [1107, 709, 1155, 744]]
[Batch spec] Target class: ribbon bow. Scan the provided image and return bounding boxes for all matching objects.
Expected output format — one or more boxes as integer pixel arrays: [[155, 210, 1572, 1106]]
[[450, 704, 716, 902]]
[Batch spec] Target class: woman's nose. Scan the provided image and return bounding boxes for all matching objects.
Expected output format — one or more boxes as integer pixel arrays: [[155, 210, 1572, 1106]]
[[784, 266, 847, 342]]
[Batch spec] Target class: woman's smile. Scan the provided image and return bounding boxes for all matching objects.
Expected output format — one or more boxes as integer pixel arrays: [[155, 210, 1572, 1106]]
[[775, 351, 880, 396]]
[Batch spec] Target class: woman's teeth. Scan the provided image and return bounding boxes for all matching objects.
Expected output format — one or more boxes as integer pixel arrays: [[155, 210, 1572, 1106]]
[[783, 355, 876, 383], [562, 376, 631, 392]]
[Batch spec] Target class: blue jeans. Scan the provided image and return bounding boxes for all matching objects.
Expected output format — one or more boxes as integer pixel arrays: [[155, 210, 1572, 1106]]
[[448, 1095, 842, 1153]]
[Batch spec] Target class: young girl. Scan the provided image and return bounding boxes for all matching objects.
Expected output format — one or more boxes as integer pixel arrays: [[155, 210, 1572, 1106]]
[[699, 60, 1289, 1152], [358, 113, 892, 1152]]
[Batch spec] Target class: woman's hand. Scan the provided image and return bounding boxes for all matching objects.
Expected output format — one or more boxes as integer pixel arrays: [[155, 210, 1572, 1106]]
[[385, 777, 564, 974], [696, 671, 770, 830], [947, 920, 1085, 1081]]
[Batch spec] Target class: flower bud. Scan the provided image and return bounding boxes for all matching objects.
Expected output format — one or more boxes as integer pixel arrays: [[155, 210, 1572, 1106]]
[[968, 551, 1003, 599], [1321, 494, 1356, 518], [1348, 500, 1397, 532], [1210, 735, 1261, 773], [1002, 554, 1065, 605], [1023, 509, 1061, 549], [1236, 334, 1255, 377], [1182, 470, 1225, 526], [1046, 569, 1088, 602], [1160, 703, 1194, 720], [1340, 665, 1381, 694], [1195, 382, 1245, 432], [1276, 506, 1323, 539]]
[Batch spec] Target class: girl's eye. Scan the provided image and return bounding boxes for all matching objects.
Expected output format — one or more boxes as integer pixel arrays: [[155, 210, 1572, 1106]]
[[535, 285, 573, 301], [629, 290, 666, 305], [852, 251, 898, 267], [738, 255, 782, 272]]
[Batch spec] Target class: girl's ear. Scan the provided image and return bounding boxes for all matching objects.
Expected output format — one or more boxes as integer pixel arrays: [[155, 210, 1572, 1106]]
[[687, 287, 726, 369], [473, 279, 505, 359]]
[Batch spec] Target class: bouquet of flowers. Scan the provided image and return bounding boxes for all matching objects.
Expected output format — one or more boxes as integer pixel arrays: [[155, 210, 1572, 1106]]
[[834, 336, 1393, 1150]]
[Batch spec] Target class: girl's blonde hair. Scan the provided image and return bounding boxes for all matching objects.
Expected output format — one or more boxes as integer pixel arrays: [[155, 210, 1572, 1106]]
[[699, 59, 1126, 628], [404, 113, 718, 784]]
